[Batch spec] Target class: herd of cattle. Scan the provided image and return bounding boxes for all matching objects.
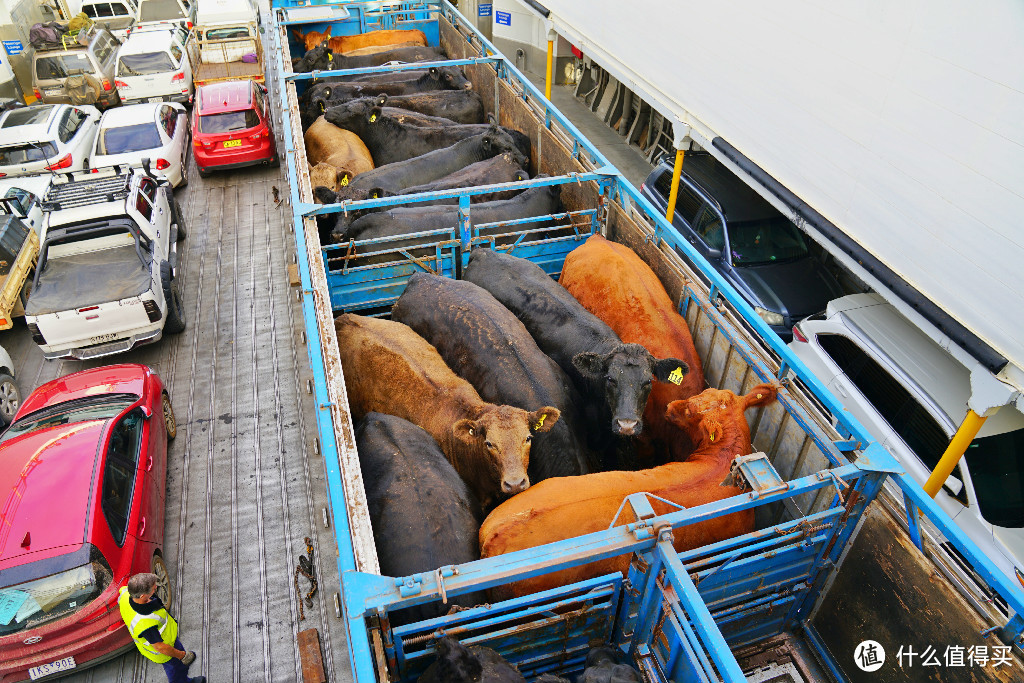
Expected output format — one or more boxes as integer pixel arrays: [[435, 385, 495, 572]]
[[290, 28, 780, 625]]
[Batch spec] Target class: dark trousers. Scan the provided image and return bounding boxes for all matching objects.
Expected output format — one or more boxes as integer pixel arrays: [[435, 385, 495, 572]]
[[160, 639, 197, 683]]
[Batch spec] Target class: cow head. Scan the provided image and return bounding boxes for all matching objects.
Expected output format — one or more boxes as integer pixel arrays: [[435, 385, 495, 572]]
[[428, 66, 473, 91], [574, 343, 688, 437], [292, 26, 332, 52], [452, 404, 560, 496], [295, 44, 333, 73], [324, 99, 378, 132], [309, 162, 351, 194], [481, 126, 529, 168], [664, 383, 778, 450]]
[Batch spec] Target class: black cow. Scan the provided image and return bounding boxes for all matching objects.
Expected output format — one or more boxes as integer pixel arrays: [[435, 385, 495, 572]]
[[310, 91, 484, 125], [399, 153, 528, 204], [338, 183, 561, 243], [324, 98, 531, 166], [311, 186, 394, 245], [462, 248, 688, 461], [392, 273, 594, 483], [293, 44, 331, 73], [332, 45, 446, 69], [579, 648, 641, 683], [356, 413, 485, 626], [418, 635, 524, 683]]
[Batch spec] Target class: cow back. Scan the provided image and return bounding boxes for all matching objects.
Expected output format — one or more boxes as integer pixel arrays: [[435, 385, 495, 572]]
[[331, 28, 427, 55], [304, 116, 374, 178], [393, 273, 594, 481], [356, 413, 485, 624]]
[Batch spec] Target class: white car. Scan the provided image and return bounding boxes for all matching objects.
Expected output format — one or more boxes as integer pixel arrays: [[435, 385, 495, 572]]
[[0, 343, 19, 427], [0, 104, 101, 178], [0, 175, 53, 235], [115, 24, 194, 105], [789, 293, 1024, 605], [90, 102, 190, 187]]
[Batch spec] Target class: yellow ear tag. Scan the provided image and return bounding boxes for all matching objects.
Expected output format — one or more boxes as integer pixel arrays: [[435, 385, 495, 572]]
[[328, 53, 332, 61], [757, 393, 763, 399], [534, 414, 546, 430], [370, 114, 377, 123], [667, 367, 684, 385], [709, 431, 716, 442], [319, 101, 325, 112], [339, 175, 349, 187]]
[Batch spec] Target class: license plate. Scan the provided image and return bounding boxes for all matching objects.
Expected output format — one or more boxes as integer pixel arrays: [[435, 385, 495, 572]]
[[148, 97, 163, 103], [44, 88, 62, 96], [29, 656, 76, 680], [90, 333, 118, 344], [223, 139, 242, 148]]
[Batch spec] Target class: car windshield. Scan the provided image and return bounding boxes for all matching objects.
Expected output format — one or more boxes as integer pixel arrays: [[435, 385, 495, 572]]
[[0, 142, 58, 165], [35, 53, 93, 80], [139, 0, 185, 21], [118, 51, 175, 76], [199, 109, 258, 134], [0, 394, 135, 444], [97, 122, 162, 154], [0, 546, 112, 635], [728, 216, 810, 266], [965, 429, 1024, 528]]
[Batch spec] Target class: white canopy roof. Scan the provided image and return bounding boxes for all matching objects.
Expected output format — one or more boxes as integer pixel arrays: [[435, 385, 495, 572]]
[[535, 0, 1024, 410]]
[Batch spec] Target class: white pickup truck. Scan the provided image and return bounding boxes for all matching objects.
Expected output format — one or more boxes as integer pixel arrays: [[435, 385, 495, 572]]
[[24, 163, 186, 360]]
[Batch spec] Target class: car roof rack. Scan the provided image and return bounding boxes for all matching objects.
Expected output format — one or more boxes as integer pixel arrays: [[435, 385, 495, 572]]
[[41, 167, 134, 212]]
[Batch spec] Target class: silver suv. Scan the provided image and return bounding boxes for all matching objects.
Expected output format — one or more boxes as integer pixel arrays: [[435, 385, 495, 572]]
[[31, 25, 122, 110]]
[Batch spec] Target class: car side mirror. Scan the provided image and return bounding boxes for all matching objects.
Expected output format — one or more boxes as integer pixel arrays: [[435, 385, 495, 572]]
[[139, 405, 153, 420], [705, 247, 722, 260], [942, 475, 964, 498]]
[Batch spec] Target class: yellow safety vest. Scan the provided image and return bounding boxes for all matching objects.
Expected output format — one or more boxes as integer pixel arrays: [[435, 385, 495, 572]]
[[117, 587, 179, 663]]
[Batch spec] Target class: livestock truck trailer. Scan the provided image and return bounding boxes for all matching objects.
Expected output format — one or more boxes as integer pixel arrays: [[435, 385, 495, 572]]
[[270, 2, 1024, 681]]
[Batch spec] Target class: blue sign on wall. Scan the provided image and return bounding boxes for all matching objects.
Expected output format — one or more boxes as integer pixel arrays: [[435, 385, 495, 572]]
[[495, 10, 511, 25], [2, 41, 23, 56], [478, 3, 492, 17]]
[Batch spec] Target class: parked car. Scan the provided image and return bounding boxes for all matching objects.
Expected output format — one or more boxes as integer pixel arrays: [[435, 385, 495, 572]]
[[80, 0, 139, 41], [789, 293, 1024, 600], [0, 363, 175, 681], [0, 103, 101, 178], [115, 23, 194, 105], [25, 165, 186, 360], [0, 343, 20, 426], [134, 0, 197, 29], [0, 174, 53, 235], [640, 152, 844, 341], [31, 25, 122, 110], [191, 79, 276, 177], [90, 102, 190, 186]]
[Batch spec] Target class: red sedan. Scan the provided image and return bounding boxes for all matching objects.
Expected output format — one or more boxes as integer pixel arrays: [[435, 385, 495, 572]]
[[0, 364, 176, 682], [191, 79, 277, 177]]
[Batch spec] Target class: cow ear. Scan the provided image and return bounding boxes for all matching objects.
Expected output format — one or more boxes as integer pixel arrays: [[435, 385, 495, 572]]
[[324, 86, 333, 99], [528, 407, 560, 433], [292, 29, 302, 40], [514, 171, 529, 181], [324, 26, 332, 38], [572, 352, 606, 379], [664, 400, 688, 427], [452, 419, 478, 443], [367, 106, 382, 124], [429, 66, 439, 76], [336, 170, 351, 187], [743, 383, 778, 409], [653, 358, 689, 385], [369, 187, 386, 199], [375, 93, 388, 106]]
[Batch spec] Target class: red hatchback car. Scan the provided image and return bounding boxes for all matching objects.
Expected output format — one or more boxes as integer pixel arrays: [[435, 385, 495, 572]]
[[191, 79, 277, 177], [0, 364, 176, 682]]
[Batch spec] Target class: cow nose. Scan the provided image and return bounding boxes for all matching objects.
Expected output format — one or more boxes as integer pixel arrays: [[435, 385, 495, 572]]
[[615, 419, 640, 436], [501, 477, 529, 494], [463, 82, 473, 90]]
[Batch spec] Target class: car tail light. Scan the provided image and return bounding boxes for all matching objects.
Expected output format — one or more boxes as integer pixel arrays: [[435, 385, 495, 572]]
[[249, 129, 269, 141], [0, 173, 6, 178], [186, 21, 193, 29], [115, 79, 129, 89], [33, 89, 42, 100], [171, 71, 185, 83], [155, 158, 171, 170], [102, 78, 112, 92], [27, 322, 46, 345], [45, 154, 72, 171], [792, 324, 808, 343], [0, 318, 7, 327], [144, 299, 161, 322]]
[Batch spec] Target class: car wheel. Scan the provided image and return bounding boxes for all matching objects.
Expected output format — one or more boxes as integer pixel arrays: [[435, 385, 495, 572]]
[[177, 155, 189, 188], [0, 374, 20, 427], [172, 196, 187, 240], [162, 391, 177, 440], [19, 276, 32, 311], [163, 276, 186, 334], [152, 554, 173, 609]]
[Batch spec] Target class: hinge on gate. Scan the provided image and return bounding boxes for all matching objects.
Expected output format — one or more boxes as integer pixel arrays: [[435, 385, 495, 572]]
[[395, 574, 422, 597], [725, 452, 789, 499]]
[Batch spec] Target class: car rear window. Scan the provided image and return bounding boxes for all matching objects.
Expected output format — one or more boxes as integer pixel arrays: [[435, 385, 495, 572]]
[[199, 109, 259, 133], [966, 429, 1024, 528], [2, 106, 54, 128], [83, 1, 132, 17], [97, 123, 163, 155], [118, 51, 176, 76], [205, 27, 250, 40], [0, 142, 59, 165], [138, 0, 185, 22], [35, 53, 93, 80]]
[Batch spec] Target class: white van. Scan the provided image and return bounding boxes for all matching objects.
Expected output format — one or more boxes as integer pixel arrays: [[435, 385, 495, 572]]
[[80, 0, 138, 41], [195, 0, 259, 64]]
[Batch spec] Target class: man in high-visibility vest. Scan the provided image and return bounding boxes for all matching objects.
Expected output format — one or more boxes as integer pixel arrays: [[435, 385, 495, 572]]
[[118, 573, 206, 683]]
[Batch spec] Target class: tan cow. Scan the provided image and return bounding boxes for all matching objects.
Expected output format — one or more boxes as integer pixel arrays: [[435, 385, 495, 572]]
[[335, 314, 561, 512], [479, 384, 777, 599], [292, 26, 331, 52], [560, 234, 705, 461], [328, 28, 427, 55], [308, 162, 353, 195], [341, 41, 421, 57], [304, 116, 374, 192]]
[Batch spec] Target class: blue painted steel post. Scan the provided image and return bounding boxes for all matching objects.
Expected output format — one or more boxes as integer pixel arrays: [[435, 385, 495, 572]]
[[903, 491, 924, 551], [458, 194, 472, 274]]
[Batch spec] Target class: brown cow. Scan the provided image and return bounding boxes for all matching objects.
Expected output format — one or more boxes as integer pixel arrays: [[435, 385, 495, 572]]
[[292, 26, 331, 52], [304, 116, 374, 189], [328, 28, 427, 55], [309, 162, 352, 195], [479, 384, 777, 599], [335, 314, 561, 512], [560, 234, 704, 462], [341, 41, 420, 57]]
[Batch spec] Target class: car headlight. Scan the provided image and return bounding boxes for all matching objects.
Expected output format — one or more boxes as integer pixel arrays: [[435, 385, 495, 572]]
[[754, 307, 785, 326]]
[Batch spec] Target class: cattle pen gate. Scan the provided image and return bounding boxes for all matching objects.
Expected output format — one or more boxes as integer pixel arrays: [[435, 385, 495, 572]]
[[270, 2, 1024, 682]]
